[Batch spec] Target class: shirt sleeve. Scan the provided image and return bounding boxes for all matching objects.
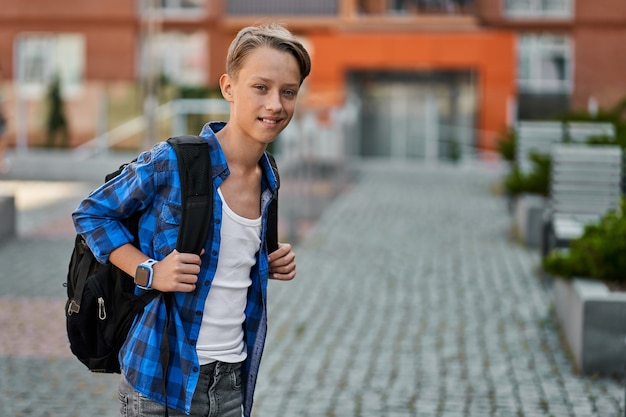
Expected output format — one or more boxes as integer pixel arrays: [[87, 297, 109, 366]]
[[72, 145, 162, 264]]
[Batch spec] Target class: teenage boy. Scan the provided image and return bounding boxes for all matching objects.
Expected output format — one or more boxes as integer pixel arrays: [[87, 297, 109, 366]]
[[73, 23, 311, 417]]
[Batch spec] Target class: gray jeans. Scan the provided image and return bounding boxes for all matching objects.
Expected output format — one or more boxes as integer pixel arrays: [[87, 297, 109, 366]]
[[118, 361, 243, 417]]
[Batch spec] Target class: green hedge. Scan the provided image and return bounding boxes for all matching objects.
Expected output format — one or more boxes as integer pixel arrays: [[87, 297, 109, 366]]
[[542, 198, 626, 283]]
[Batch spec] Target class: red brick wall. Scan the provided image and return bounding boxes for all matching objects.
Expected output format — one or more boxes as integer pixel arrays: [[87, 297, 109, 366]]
[[0, 0, 135, 19], [0, 0, 137, 80], [572, 0, 626, 110], [474, 0, 504, 25], [573, 27, 626, 110], [576, 0, 626, 23]]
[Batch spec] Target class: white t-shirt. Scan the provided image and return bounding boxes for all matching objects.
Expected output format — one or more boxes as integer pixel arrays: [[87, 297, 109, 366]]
[[196, 188, 261, 365]]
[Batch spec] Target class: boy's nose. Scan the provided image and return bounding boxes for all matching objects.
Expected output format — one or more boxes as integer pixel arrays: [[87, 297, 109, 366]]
[[265, 91, 283, 112]]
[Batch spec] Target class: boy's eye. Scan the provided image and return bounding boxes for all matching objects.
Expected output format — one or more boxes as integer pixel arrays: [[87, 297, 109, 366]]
[[283, 89, 297, 97], [255, 85, 267, 92]]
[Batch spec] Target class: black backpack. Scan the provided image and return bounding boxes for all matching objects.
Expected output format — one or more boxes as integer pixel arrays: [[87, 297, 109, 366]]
[[65, 135, 280, 374]]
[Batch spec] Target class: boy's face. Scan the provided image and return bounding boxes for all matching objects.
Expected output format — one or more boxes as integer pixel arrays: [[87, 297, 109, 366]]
[[221, 46, 302, 146]]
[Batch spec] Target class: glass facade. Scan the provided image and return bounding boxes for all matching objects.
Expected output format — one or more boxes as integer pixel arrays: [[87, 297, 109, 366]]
[[349, 70, 476, 160]]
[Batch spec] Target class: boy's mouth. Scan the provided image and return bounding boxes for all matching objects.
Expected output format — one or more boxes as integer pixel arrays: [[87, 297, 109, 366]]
[[260, 118, 280, 125]]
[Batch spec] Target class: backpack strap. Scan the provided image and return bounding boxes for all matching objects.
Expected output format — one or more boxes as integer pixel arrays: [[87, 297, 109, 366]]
[[167, 136, 213, 255], [265, 152, 280, 253], [160, 136, 213, 416], [266, 151, 280, 189]]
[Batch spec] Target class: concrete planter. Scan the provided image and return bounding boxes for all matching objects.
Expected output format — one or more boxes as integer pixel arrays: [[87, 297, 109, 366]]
[[553, 278, 626, 375], [0, 195, 16, 241], [513, 193, 546, 248]]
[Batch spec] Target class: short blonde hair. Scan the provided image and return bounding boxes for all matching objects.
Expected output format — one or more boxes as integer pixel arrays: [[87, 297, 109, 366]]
[[226, 23, 311, 85]]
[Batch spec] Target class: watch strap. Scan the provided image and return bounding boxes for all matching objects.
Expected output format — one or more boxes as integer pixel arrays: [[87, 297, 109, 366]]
[[135, 259, 157, 290]]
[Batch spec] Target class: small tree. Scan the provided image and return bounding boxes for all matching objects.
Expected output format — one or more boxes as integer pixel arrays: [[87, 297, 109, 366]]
[[46, 75, 69, 148], [496, 128, 516, 163]]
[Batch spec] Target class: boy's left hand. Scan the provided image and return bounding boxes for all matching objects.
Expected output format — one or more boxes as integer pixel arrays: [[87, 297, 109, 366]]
[[268, 243, 296, 281]]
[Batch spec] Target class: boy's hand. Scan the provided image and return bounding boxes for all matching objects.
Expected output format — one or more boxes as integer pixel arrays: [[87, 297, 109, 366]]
[[152, 249, 203, 292], [268, 243, 296, 281]]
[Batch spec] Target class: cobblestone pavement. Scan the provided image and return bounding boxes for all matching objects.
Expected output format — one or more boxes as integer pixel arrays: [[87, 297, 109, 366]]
[[0, 160, 624, 417]]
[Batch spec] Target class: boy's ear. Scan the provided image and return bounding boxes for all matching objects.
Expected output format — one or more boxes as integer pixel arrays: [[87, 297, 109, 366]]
[[219, 74, 234, 102]]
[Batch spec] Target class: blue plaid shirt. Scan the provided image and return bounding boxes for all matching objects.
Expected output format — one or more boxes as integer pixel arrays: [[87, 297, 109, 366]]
[[72, 122, 277, 416]]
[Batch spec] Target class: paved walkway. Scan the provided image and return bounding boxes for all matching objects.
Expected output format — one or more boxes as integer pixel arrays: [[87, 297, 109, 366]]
[[0, 157, 624, 417]]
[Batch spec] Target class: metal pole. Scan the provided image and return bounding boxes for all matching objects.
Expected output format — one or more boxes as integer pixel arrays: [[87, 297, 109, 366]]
[[15, 85, 28, 153], [425, 92, 439, 162], [143, 0, 160, 149], [14, 41, 28, 153], [96, 88, 109, 153]]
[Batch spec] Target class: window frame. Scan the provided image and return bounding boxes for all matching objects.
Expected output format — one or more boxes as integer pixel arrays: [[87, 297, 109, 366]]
[[504, 0, 573, 20], [15, 32, 85, 99], [517, 33, 573, 93], [138, 0, 207, 19], [138, 30, 208, 87]]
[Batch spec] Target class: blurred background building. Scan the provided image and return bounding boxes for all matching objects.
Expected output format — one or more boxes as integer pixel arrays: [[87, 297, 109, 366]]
[[0, 0, 624, 162]]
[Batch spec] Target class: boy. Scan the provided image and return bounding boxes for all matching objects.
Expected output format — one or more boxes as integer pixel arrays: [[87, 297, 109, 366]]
[[72, 24, 311, 417]]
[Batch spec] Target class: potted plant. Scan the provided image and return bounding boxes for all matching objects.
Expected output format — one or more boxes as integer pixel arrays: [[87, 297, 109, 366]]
[[503, 152, 551, 247], [542, 198, 626, 375]]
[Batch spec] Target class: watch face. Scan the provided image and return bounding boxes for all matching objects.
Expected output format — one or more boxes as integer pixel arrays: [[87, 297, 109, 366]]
[[135, 266, 151, 287]]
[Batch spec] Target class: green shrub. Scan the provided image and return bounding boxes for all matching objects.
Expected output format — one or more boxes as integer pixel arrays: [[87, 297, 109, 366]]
[[542, 198, 626, 283], [496, 128, 516, 162], [177, 85, 222, 99], [558, 106, 626, 150], [503, 151, 551, 197], [177, 85, 225, 135], [586, 134, 626, 149], [448, 137, 461, 163]]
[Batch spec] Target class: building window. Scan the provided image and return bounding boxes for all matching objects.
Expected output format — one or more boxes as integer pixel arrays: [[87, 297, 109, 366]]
[[518, 33, 572, 93], [139, 0, 207, 17], [504, 0, 572, 19], [226, 0, 337, 15], [16, 33, 85, 98], [389, 0, 474, 14], [140, 31, 208, 87]]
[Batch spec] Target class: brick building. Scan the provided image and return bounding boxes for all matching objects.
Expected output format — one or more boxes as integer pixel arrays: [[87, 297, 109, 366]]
[[0, 0, 623, 159], [478, 0, 626, 121]]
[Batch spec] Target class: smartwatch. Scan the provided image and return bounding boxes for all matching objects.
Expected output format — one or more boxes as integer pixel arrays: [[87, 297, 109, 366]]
[[134, 259, 158, 290]]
